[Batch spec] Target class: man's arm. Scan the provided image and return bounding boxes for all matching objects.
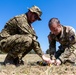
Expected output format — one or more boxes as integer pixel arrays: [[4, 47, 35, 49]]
[[32, 39, 43, 58], [66, 26, 76, 44], [55, 26, 76, 65], [32, 38, 52, 63], [48, 33, 56, 59]]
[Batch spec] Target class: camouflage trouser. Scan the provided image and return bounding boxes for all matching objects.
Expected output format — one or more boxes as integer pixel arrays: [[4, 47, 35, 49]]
[[0, 35, 33, 64], [55, 43, 76, 64]]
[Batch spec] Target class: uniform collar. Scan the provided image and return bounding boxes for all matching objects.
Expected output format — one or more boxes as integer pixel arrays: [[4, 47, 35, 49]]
[[60, 26, 64, 38]]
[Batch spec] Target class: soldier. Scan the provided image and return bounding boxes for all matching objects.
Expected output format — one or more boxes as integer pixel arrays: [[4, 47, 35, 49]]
[[0, 5, 50, 65], [48, 18, 76, 66]]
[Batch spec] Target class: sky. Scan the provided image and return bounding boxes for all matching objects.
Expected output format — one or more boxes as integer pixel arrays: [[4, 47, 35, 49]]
[[0, 0, 76, 53]]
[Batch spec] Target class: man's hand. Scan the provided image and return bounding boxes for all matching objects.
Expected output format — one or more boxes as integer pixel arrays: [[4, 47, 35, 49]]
[[42, 55, 51, 62], [42, 55, 55, 64], [42, 55, 62, 66], [55, 59, 61, 66], [50, 59, 61, 66]]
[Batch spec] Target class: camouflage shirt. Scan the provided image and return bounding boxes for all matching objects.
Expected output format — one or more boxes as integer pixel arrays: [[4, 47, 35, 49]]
[[0, 14, 43, 57], [0, 14, 37, 38], [48, 25, 76, 54]]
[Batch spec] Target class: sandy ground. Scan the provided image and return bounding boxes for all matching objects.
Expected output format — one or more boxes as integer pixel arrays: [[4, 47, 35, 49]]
[[0, 54, 76, 75]]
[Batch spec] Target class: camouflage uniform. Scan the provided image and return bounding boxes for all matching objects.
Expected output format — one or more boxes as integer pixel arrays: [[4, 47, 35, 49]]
[[48, 25, 76, 63], [0, 6, 43, 65]]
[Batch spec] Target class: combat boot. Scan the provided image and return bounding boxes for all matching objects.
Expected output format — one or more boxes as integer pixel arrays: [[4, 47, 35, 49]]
[[14, 57, 24, 66], [4, 54, 15, 65]]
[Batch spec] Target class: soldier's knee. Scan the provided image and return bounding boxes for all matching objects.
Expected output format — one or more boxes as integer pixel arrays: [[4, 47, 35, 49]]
[[26, 38, 32, 47], [16, 35, 32, 46], [22, 37, 32, 47]]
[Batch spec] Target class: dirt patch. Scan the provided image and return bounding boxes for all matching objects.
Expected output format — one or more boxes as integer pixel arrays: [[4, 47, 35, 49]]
[[0, 54, 76, 75]]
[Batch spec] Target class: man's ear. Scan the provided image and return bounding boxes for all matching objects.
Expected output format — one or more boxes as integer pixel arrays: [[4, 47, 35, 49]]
[[58, 24, 61, 27], [28, 11, 30, 15]]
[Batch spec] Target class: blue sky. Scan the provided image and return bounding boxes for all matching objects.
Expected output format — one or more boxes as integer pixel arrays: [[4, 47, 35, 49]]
[[0, 0, 76, 53]]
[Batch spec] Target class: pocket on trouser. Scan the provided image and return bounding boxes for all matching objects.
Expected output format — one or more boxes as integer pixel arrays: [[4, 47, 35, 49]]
[[0, 39, 6, 47], [0, 37, 15, 53], [68, 53, 76, 63], [0, 39, 8, 52], [68, 45, 76, 63]]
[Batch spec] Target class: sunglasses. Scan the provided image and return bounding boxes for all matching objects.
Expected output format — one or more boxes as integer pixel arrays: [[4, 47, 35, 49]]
[[34, 15, 39, 20], [33, 13, 39, 20]]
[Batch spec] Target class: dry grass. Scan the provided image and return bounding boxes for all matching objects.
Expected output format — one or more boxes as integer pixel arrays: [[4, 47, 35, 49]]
[[0, 54, 76, 75]]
